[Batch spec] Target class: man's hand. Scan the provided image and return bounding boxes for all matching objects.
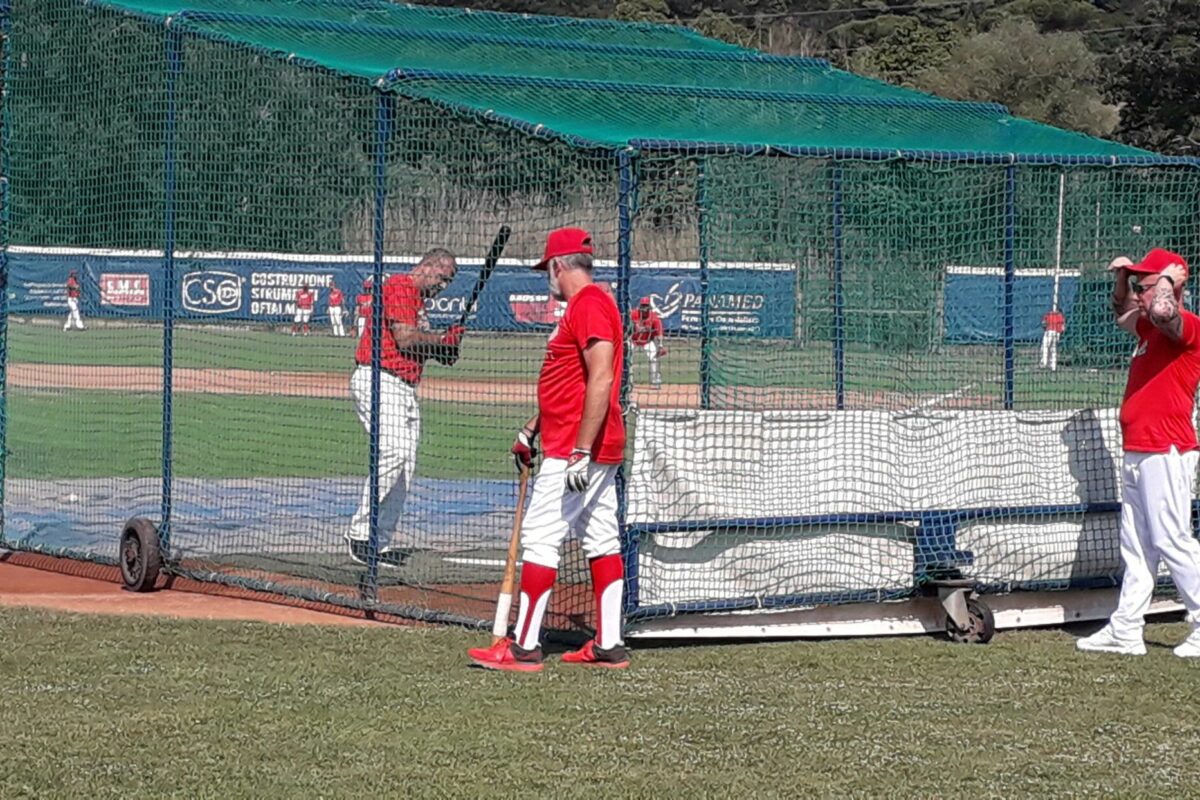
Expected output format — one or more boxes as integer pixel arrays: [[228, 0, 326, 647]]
[[1161, 263, 1187, 288], [511, 427, 537, 473], [1108, 256, 1134, 272], [658, 346, 668, 357], [564, 449, 591, 492], [434, 324, 466, 366]]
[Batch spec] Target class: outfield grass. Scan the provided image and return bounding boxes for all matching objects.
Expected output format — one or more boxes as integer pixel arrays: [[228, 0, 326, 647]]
[[6, 389, 524, 480], [1, 607, 1198, 798]]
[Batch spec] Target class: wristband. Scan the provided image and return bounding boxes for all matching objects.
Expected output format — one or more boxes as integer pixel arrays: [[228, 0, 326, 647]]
[[1158, 275, 1176, 288]]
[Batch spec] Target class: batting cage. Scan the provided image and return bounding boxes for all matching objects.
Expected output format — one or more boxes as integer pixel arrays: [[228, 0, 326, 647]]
[[2, 0, 1198, 638]]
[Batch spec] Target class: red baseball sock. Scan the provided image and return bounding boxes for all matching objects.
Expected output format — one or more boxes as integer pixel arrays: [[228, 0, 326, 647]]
[[513, 561, 556, 651], [589, 553, 624, 649]]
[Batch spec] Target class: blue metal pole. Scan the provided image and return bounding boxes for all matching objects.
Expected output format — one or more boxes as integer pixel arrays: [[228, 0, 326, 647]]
[[365, 90, 394, 599], [616, 148, 638, 614], [161, 27, 182, 556], [696, 159, 712, 410], [831, 161, 845, 410], [1003, 164, 1016, 410], [0, 0, 12, 539]]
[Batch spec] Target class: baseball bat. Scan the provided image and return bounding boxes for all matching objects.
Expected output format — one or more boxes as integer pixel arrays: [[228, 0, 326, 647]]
[[456, 224, 512, 330], [491, 464, 529, 644]]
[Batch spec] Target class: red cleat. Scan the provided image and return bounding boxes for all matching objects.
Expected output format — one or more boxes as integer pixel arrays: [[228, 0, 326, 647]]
[[467, 638, 544, 673], [560, 639, 630, 669]]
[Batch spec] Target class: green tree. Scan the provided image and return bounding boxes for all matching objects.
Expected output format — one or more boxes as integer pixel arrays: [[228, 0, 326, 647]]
[[917, 18, 1119, 136], [688, 9, 755, 45], [835, 15, 964, 85], [613, 0, 672, 23]]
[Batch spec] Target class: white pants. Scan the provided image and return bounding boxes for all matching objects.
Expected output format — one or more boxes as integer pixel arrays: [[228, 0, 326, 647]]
[[1040, 330, 1060, 370], [356, 315, 367, 339], [347, 366, 421, 548], [521, 458, 621, 570], [1110, 448, 1200, 639], [639, 340, 661, 386], [64, 297, 84, 330], [330, 306, 345, 337], [294, 308, 312, 325]]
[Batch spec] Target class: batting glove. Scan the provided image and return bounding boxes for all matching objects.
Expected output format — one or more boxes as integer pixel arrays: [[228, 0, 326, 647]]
[[512, 428, 537, 473], [658, 346, 668, 357], [564, 449, 591, 493], [435, 324, 466, 366]]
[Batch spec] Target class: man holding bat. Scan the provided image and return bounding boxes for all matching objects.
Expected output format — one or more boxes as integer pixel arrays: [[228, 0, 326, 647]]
[[344, 247, 464, 568], [469, 226, 630, 672]]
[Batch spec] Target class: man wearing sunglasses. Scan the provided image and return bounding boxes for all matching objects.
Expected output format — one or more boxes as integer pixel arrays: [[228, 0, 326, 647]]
[[1077, 248, 1200, 658]]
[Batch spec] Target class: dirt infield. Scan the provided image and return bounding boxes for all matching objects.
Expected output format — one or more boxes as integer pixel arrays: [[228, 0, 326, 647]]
[[7, 362, 981, 410]]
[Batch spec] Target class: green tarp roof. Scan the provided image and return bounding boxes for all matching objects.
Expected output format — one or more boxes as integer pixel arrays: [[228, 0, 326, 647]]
[[95, 0, 1164, 160]]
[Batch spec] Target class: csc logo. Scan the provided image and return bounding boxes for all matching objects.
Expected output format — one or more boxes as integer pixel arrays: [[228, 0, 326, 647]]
[[181, 271, 243, 315]]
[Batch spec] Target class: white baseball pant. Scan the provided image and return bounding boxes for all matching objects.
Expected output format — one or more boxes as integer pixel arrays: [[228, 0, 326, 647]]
[[347, 365, 421, 549], [294, 308, 313, 324], [356, 315, 367, 339], [640, 340, 661, 386], [1109, 447, 1200, 639], [330, 306, 345, 337], [64, 297, 84, 330], [1040, 330, 1060, 371], [520, 458, 621, 570]]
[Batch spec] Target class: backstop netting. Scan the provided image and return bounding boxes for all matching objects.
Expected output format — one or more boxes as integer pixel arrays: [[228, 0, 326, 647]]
[[3, 0, 1198, 632]]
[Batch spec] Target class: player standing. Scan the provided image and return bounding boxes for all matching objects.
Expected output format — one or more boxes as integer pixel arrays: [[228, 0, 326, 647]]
[[468, 227, 629, 672], [1077, 248, 1200, 658], [345, 249, 464, 567], [292, 283, 315, 336], [1039, 307, 1065, 370], [328, 284, 346, 337], [630, 296, 665, 389], [355, 278, 373, 340], [63, 269, 85, 331]]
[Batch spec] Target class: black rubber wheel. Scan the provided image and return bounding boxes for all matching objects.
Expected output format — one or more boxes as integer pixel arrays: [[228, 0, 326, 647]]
[[119, 517, 162, 593], [358, 572, 378, 604], [946, 597, 996, 644]]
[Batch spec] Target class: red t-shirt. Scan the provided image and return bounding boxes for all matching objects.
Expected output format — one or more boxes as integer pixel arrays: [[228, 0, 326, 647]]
[[356, 292, 372, 316], [1119, 312, 1200, 453], [1043, 311, 1065, 333], [630, 308, 663, 345], [329, 288, 344, 308], [355, 274, 426, 384], [66, 277, 81, 299], [296, 289, 315, 310], [538, 284, 625, 464]]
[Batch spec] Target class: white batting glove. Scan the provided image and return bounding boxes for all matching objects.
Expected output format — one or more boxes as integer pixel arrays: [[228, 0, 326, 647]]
[[564, 449, 591, 493]]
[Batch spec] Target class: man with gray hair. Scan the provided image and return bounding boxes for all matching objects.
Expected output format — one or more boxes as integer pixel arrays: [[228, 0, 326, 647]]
[[345, 248, 463, 568]]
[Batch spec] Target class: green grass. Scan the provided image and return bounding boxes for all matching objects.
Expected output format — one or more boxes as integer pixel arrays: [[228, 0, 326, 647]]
[[2, 607, 1199, 798], [6, 389, 525, 480]]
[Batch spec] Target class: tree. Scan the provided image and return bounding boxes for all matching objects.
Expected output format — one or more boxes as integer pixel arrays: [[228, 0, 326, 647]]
[[613, 0, 672, 23], [917, 18, 1119, 136], [834, 15, 964, 85], [688, 9, 755, 45]]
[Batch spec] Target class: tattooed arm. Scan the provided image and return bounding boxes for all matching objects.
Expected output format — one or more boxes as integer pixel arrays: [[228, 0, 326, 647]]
[[1148, 263, 1188, 339]]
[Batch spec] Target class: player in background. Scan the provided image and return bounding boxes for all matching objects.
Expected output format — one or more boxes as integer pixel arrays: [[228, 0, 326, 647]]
[[469, 227, 629, 672], [328, 284, 346, 337], [1077, 249, 1200, 658], [355, 278, 373, 340], [630, 296, 665, 389], [345, 248, 464, 568], [1039, 307, 1065, 370], [64, 270, 85, 332], [292, 283, 315, 336]]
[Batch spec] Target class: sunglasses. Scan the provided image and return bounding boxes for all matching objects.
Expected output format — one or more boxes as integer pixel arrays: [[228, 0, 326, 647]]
[[1129, 276, 1158, 296]]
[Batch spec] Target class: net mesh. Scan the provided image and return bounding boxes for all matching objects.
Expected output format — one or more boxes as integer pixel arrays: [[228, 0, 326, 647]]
[[3, 0, 1199, 631]]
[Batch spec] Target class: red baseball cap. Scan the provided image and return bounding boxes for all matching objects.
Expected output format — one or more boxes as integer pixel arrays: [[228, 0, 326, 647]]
[[1128, 247, 1188, 279], [533, 227, 593, 271]]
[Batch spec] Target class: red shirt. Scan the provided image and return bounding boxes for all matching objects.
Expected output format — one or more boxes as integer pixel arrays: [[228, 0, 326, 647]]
[[1043, 311, 1065, 333], [296, 289, 315, 310], [66, 276, 81, 299], [329, 288, 344, 308], [1119, 312, 1200, 453], [630, 308, 663, 345], [355, 274, 426, 384], [356, 293, 372, 316], [538, 284, 625, 464]]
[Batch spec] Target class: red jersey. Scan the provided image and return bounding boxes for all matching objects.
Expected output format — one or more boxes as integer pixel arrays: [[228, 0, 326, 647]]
[[537, 284, 625, 464], [355, 274, 426, 384], [1119, 312, 1200, 453], [329, 287, 344, 308], [1042, 310, 1065, 333], [356, 293, 372, 317], [66, 276, 81, 299], [296, 289, 315, 310], [630, 308, 663, 345]]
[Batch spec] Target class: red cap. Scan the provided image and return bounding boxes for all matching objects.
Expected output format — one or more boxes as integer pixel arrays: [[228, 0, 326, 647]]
[[534, 227, 593, 271], [1129, 247, 1188, 279]]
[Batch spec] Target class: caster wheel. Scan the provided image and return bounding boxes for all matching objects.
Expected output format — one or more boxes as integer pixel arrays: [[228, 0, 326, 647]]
[[946, 597, 995, 644], [120, 517, 162, 592], [358, 573, 378, 604]]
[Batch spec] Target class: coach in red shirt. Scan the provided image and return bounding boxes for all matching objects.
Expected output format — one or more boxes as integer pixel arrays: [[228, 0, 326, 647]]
[[469, 226, 629, 672], [1077, 248, 1200, 659], [344, 248, 463, 568]]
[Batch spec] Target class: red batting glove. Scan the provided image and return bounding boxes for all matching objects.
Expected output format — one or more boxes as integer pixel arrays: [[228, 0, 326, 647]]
[[511, 428, 537, 473], [658, 346, 668, 357], [440, 324, 466, 348]]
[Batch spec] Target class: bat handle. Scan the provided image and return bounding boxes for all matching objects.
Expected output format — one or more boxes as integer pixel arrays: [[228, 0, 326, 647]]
[[491, 465, 529, 645]]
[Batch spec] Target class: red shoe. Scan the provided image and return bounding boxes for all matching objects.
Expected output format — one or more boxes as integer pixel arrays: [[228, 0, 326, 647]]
[[561, 639, 630, 669], [467, 638, 544, 673]]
